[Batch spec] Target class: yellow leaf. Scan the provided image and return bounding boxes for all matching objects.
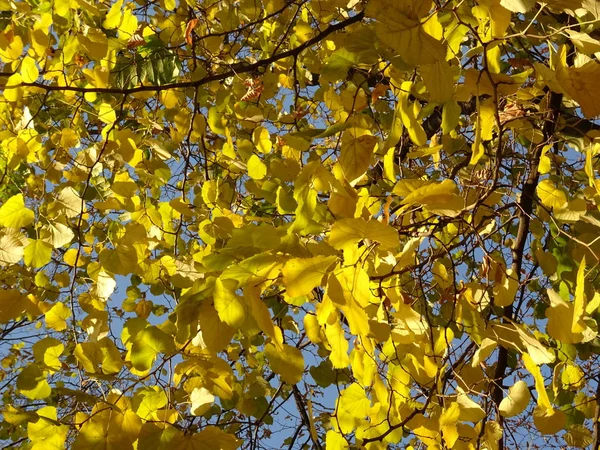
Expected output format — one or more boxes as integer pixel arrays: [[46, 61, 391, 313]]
[[397, 82, 426, 145], [247, 154, 267, 180], [102, 0, 124, 29], [190, 387, 214, 416], [338, 130, 377, 184], [439, 403, 460, 448], [472, 2, 511, 39], [329, 218, 399, 250], [74, 338, 123, 375], [45, 302, 71, 331], [99, 245, 138, 275], [304, 313, 322, 343], [337, 383, 371, 434], [3, 405, 38, 425], [456, 391, 486, 422], [98, 102, 117, 124], [133, 386, 168, 420], [499, 380, 531, 417], [265, 342, 304, 384], [47, 186, 84, 219], [244, 284, 281, 348], [0, 289, 35, 323], [17, 364, 51, 400], [326, 319, 350, 368], [23, 239, 52, 268], [440, 402, 461, 426], [253, 126, 272, 153], [20, 55, 39, 83], [73, 404, 142, 450], [138, 422, 182, 449], [500, 0, 535, 13], [197, 301, 236, 353], [129, 326, 175, 373], [573, 256, 586, 334], [556, 45, 600, 118], [490, 321, 555, 365], [442, 99, 461, 133], [492, 268, 519, 307], [561, 363, 585, 390], [366, 0, 446, 65], [383, 147, 396, 181], [178, 426, 241, 450], [0, 233, 27, 265], [586, 291, 600, 315], [3, 72, 23, 103], [32, 337, 64, 372], [398, 179, 464, 216], [472, 337, 496, 367], [28, 406, 68, 450], [326, 430, 348, 450], [0, 194, 34, 228], [536, 179, 568, 210], [533, 404, 566, 435], [522, 353, 552, 410], [214, 278, 246, 328], [479, 97, 497, 141], [40, 222, 74, 248], [160, 89, 181, 109], [63, 248, 86, 267], [420, 61, 454, 103], [327, 268, 372, 336], [546, 289, 596, 344], [281, 255, 337, 298]]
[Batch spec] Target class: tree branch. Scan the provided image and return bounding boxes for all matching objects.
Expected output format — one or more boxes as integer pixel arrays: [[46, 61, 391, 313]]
[[491, 89, 564, 450], [292, 385, 323, 450], [3, 11, 364, 96]]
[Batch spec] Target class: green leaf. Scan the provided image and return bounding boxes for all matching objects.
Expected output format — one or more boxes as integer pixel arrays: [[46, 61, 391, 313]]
[[321, 49, 359, 82]]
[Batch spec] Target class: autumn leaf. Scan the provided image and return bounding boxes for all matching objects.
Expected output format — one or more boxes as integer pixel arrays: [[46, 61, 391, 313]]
[[0, 194, 34, 228], [1, 0, 599, 448]]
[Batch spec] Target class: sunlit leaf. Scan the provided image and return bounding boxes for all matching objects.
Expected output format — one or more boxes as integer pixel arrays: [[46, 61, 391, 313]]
[[265, 343, 304, 384], [499, 380, 531, 417], [0, 194, 34, 228], [281, 255, 337, 298]]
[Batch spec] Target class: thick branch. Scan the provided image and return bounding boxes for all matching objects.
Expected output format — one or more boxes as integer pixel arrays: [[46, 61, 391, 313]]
[[491, 89, 564, 450], [594, 376, 600, 450], [2, 11, 364, 96]]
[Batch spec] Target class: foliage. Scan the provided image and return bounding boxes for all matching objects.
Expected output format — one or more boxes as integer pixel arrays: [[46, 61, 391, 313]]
[[1, 0, 600, 449]]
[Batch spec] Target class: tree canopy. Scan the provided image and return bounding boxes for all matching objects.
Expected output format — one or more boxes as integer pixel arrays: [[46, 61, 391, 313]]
[[2, 0, 600, 448]]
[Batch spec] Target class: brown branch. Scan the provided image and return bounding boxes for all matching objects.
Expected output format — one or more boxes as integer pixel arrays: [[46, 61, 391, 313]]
[[594, 376, 600, 450], [292, 385, 323, 450], [360, 393, 433, 446], [491, 89, 564, 450], [195, 0, 307, 43], [2, 11, 364, 96]]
